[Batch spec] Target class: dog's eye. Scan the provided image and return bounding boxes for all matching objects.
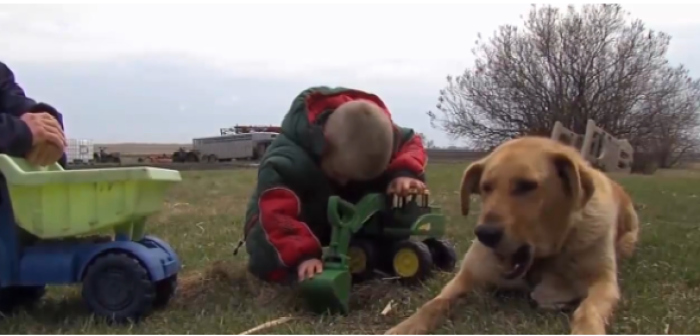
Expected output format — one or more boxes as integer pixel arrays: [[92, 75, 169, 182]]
[[481, 182, 494, 194], [513, 179, 538, 195]]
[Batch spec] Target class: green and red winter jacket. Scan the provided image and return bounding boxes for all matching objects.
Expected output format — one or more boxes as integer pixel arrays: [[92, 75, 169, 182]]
[[243, 86, 427, 283]]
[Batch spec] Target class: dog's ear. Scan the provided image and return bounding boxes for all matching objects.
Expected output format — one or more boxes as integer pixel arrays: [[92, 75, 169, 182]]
[[551, 152, 594, 209], [460, 160, 485, 216]]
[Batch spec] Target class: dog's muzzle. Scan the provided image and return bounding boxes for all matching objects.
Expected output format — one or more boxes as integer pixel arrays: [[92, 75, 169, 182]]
[[503, 244, 534, 280]]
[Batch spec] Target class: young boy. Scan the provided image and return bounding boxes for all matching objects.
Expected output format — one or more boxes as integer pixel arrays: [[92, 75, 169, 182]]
[[242, 86, 428, 284]]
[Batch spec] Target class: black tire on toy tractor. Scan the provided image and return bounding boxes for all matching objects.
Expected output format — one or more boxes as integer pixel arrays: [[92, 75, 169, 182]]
[[423, 238, 458, 272], [390, 240, 434, 286], [153, 274, 177, 308], [81, 253, 156, 324], [348, 239, 377, 283], [373, 239, 398, 276]]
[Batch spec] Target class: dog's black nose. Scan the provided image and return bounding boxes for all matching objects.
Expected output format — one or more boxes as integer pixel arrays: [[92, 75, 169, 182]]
[[475, 224, 503, 248]]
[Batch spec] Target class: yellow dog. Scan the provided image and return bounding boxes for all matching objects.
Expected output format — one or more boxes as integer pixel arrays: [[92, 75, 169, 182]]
[[386, 136, 639, 335]]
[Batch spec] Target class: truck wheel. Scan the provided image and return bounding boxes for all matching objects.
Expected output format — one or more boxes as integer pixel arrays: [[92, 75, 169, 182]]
[[391, 240, 433, 285], [153, 274, 177, 308], [423, 238, 457, 272], [82, 253, 156, 323], [348, 239, 377, 283]]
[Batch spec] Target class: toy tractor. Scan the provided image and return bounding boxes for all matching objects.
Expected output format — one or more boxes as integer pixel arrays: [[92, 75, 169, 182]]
[[0, 154, 181, 323], [299, 190, 457, 314]]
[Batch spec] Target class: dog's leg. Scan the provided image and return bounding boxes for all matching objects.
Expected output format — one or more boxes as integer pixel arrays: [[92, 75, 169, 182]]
[[385, 242, 498, 335], [613, 181, 640, 260], [570, 269, 620, 335], [616, 230, 638, 260], [616, 202, 639, 259]]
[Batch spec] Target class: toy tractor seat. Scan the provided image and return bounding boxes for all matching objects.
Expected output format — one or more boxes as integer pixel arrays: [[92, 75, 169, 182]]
[[0, 154, 181, 240]]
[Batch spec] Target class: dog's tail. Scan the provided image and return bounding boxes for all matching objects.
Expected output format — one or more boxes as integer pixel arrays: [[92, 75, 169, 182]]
[[614, 182, 639, 259]]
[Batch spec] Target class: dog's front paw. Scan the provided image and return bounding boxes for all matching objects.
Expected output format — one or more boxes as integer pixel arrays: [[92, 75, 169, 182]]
[[571, 306, 606, 335], [385, 317, 428, 335], [571, 323, 605, 335]]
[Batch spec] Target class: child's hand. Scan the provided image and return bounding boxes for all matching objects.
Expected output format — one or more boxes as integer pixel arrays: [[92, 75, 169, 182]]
[[298, 258, 323, 281], [387, 177, 426, 196]]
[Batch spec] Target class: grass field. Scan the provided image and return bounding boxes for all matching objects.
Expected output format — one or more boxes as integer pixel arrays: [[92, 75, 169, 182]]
[[2, 163, 700, 334]]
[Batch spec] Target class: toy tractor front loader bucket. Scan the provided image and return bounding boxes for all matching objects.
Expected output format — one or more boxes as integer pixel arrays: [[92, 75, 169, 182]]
[[299, 194, 383, 314]]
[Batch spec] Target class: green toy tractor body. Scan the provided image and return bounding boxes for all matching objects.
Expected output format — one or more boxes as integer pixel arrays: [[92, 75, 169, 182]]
[[299, 192, 457, 315]]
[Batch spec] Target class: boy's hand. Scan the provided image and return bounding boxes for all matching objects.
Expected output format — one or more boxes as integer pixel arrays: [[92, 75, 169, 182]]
[[298, 258, 323, 281], [387, 177, 426, 196]]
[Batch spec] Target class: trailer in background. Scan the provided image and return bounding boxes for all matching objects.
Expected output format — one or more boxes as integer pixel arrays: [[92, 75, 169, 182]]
[[191, 131, 278, 163]]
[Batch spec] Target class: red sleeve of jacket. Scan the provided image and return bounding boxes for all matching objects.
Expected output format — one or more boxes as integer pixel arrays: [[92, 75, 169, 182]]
[[387, 131, 427, 178], [258, 187, 322, 270]]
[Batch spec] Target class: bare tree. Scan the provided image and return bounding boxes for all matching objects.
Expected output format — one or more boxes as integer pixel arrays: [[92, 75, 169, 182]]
[[630, 66, 700, 168], [428, 4, 700, 165]]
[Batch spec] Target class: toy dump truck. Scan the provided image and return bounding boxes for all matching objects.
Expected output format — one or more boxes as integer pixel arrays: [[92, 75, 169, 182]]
[[299, 191, 456, 314], [0, 154, 181, 323]]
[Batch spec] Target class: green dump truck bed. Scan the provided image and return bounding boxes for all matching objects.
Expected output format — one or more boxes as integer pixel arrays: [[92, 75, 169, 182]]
[[0, 155, 182, 239]]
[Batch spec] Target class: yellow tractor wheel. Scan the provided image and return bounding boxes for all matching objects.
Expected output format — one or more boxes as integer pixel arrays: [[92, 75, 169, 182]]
[[391, 240, 433, 285], [348, 239, 377, 283]]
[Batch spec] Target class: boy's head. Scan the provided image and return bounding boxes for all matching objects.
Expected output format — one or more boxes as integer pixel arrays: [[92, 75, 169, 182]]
[[321, 99, 394, 185]]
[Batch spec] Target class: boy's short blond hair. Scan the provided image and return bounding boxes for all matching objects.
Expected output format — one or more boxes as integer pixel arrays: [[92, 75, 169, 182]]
[[323, 100, 395, 181]]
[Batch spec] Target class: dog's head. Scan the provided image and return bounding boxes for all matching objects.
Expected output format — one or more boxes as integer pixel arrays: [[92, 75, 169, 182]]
[[460, 136, 595, 280]]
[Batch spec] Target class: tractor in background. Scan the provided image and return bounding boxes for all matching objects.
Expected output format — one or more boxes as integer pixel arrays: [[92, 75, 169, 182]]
[[171, 147, 200, 163], [93, 147, 121, 164]]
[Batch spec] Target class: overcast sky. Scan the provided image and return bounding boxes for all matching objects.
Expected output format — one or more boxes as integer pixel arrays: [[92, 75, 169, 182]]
[[2, 3, 699, 146]]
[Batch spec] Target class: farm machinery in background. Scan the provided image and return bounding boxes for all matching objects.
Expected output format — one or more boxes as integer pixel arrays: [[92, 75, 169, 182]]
[[219, 125, 282, 135], [170, 147, 200, 163], [138, 154, 173, 164], [551, 119, 634, 173], [93, 147, 121, 164], [171, 125, 280, 163]]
